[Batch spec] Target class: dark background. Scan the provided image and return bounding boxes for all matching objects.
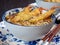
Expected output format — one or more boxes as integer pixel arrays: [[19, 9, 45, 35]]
[[0, 0, 35, 21]]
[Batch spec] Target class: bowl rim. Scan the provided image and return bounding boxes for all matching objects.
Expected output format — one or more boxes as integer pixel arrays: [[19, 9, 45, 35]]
[[2, 8, 54, 27], [37, 0, 60, 4]]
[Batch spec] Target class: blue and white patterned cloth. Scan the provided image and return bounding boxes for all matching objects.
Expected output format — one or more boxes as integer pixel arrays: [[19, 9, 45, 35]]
[[0, 21, 60, 45]]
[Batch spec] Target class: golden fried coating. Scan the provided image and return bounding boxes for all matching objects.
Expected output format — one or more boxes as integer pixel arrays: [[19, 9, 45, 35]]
[[29, 6, 60, 23], [6, 6, 60, 26]]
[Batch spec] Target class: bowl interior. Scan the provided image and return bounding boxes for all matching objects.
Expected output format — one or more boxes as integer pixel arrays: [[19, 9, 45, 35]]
[[2, 6, 55, 27]]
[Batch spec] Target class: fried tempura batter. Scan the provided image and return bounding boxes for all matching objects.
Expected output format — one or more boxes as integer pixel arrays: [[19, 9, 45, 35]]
[[6, 6, 60, 26]]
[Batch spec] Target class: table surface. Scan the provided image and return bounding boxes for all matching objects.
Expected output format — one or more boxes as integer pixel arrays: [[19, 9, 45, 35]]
[[0, 0, 35, 21]]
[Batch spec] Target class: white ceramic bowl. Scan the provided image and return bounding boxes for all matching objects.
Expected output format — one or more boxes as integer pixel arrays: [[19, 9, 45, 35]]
[[35, 0, 60, 9], [2, 7, 54, 41]]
